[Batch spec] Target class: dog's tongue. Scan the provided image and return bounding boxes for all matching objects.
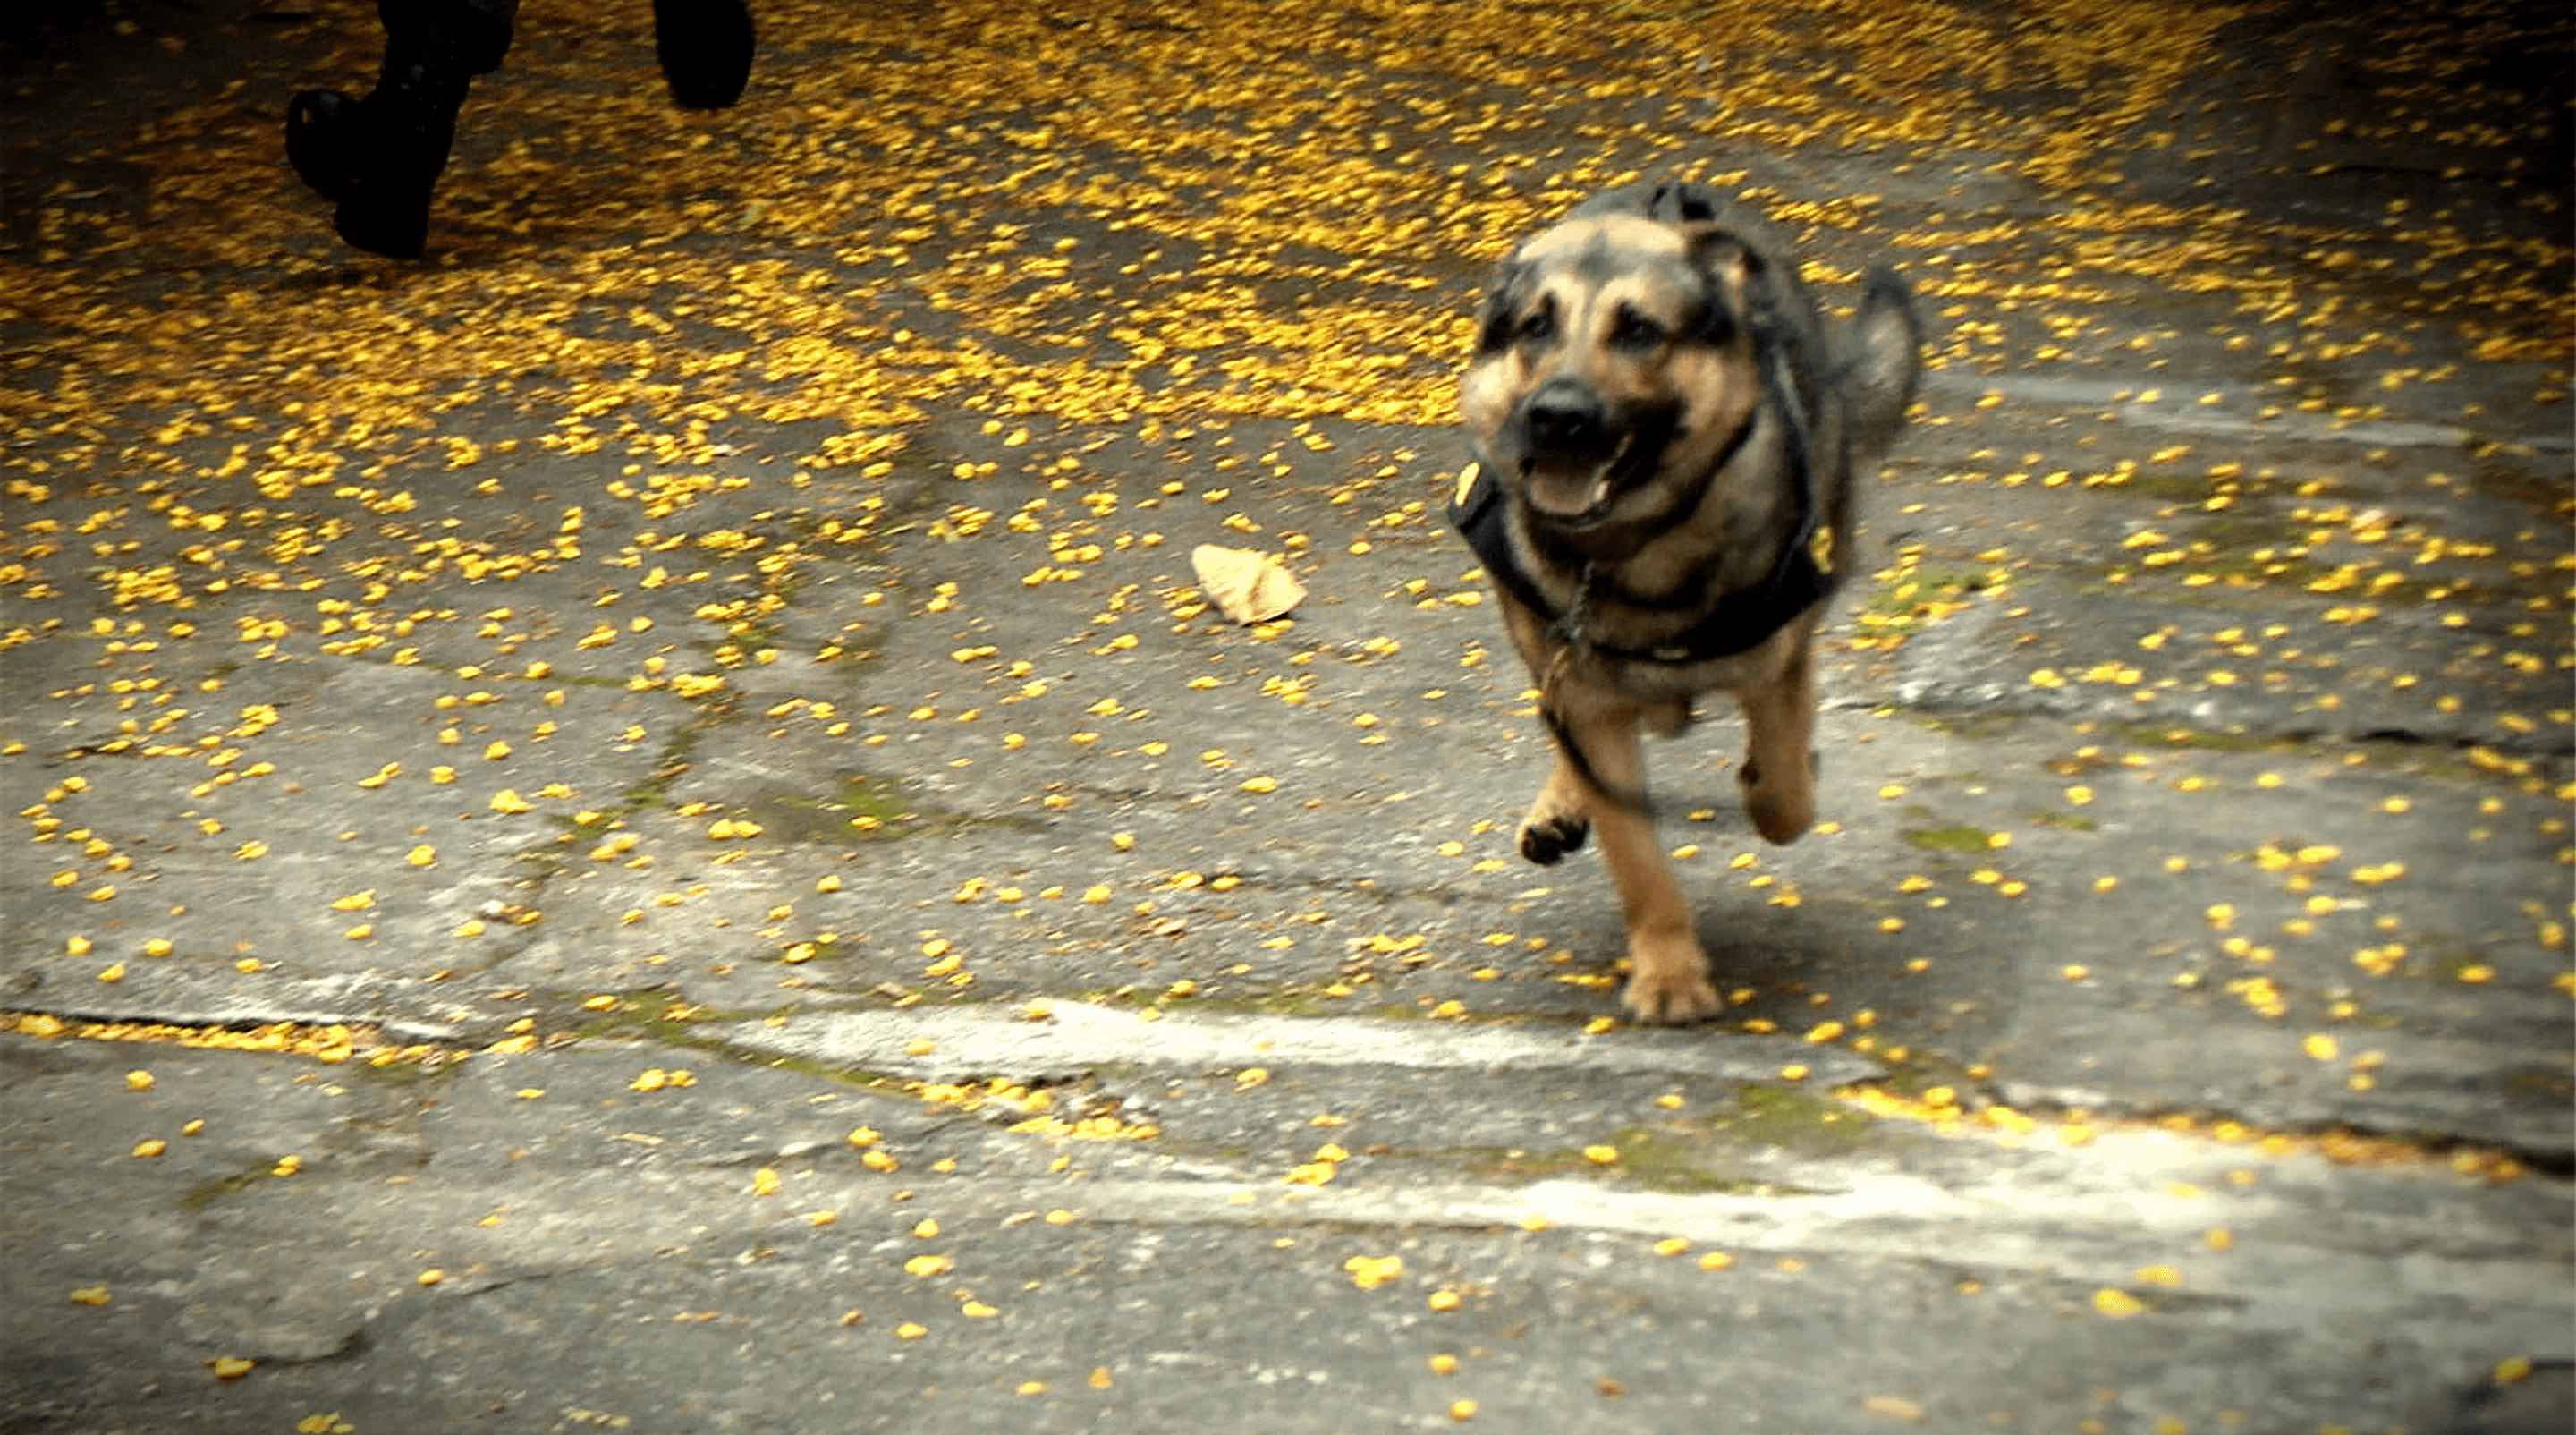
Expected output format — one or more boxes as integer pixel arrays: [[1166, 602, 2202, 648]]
[[1526, 465, 1611, 518]]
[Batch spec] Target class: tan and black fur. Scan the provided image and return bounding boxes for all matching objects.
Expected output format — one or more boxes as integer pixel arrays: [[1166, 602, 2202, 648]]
[[1456, 182, 1920, 1023]]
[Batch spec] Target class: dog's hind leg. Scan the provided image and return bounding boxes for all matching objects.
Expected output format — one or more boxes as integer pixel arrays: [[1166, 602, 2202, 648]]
[[1737, 637, 1818, 845], [1557, 706, 1721, 1024], [1517, 754, 1591, 865]]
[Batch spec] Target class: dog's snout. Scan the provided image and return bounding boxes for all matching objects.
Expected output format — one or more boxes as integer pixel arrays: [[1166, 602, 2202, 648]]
[[1523, 382, 1605, 454]]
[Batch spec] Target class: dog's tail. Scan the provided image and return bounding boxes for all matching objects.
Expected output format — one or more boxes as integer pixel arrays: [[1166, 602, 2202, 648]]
[[1842, 267, 1922, 464], [1817, 267, 1920, 583]]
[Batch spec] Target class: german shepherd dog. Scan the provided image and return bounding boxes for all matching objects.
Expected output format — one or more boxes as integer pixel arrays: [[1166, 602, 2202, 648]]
[[1453, 181, 1920, 1023]]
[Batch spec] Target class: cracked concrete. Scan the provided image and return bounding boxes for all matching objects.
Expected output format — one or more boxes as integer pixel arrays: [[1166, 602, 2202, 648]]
[[3, 0, 2571, 1432]]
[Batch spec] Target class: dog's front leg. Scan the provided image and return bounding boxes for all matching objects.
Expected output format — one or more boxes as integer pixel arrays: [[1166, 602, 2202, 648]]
[[1555, 701, 1721, 1024]]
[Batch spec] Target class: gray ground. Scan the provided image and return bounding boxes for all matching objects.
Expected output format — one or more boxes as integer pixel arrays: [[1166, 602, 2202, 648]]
[[2, 1, 2571, 1432]]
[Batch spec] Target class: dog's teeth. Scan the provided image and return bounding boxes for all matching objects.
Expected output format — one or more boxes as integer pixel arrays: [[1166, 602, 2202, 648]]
[[1589, 475, 1614, 506]]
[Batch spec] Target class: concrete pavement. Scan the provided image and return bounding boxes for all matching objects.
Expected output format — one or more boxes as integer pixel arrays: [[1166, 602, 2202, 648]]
[[2, 0, 2570, 1431]]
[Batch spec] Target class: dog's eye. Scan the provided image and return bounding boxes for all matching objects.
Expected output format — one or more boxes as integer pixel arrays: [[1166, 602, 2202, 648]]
[[1516, 307, 1556, 344], [1612, 310, 1666, 351]]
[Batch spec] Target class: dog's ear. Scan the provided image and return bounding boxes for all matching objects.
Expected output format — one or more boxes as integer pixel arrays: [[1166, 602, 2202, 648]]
[[1474, 259, 1529, 354], [1682, 224, 1763, 291], [1647, 182, 1722, 225], [1679, 225, 1762, 344]]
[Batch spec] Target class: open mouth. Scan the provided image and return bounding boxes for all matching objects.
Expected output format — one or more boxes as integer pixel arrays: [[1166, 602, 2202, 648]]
[[1521, 433, 1634, 525]]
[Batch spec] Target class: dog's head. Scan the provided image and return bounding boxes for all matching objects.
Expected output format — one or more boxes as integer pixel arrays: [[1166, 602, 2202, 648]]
[[1459, 212, 1767, 531]]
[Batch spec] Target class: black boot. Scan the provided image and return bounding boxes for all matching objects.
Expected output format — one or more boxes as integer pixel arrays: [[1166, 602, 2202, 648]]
[[331, 56, 468, 259], [284, 88, 363, 202], [283, 0, 518, 259], [654, 0, 755, 110]]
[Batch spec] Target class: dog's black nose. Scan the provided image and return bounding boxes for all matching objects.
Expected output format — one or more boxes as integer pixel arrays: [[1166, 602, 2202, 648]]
[[1524, 385, 1605, 454]]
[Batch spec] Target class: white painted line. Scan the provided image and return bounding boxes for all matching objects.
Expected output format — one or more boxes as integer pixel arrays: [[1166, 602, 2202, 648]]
[[711, 1002, 1884, 1085], [1049, 1161, 2569, 1314]]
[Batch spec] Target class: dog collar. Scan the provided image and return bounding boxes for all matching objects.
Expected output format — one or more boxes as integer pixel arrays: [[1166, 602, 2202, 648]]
[[1448, 340, 1830, 666]]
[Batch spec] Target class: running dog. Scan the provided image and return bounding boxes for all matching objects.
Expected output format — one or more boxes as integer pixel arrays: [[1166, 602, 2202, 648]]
[[1453, 180, 1921, 1023]]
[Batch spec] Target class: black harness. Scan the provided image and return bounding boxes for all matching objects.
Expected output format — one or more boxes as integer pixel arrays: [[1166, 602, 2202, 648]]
[[1447, 339, 1834, 667]]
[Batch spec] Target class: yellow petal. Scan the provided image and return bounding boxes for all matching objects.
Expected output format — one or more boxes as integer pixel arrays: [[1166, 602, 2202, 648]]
[[2092, 1288, 2146, 1317]]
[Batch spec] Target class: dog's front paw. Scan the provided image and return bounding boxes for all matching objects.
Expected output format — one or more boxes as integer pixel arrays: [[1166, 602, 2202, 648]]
[[1518, 813, 1590, 865], [1620, 936, 1721, 1024]]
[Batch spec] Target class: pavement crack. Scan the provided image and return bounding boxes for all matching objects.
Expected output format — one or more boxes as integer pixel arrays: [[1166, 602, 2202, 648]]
[[4, 1000, 467, 1049], [1984, 1085, 2571, 1182], [2278, 723, 2572, 761]]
